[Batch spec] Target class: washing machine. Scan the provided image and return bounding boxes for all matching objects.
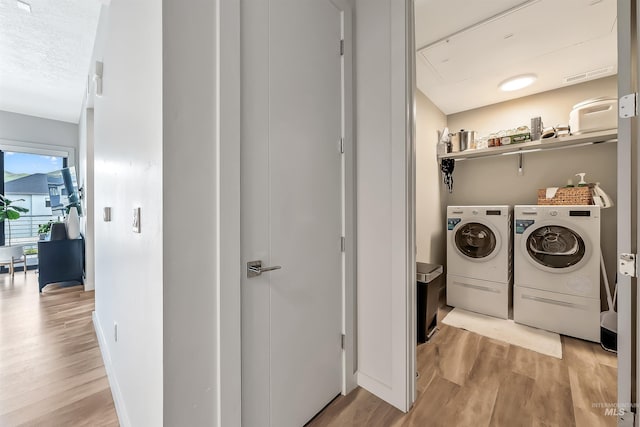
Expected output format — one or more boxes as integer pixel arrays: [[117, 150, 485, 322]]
[[513, 205, 601, 341], [446, 205, 512, 319]]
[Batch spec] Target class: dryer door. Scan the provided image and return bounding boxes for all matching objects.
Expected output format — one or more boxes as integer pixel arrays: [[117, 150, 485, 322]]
[[454, 221, 499, 260], [525, 225, 587, 271]]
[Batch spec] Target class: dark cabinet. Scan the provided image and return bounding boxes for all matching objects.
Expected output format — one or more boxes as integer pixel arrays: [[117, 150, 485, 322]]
[[38, 238, 84, 292]]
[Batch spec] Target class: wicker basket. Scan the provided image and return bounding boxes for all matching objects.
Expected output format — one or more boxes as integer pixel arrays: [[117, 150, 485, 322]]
[[537, 186, 593, 205]]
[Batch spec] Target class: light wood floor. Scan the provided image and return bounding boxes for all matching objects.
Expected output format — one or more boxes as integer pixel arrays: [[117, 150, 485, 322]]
[[1, 271, 617, 427], [309, 307, 618, 427], [0, 271, 119, 426]]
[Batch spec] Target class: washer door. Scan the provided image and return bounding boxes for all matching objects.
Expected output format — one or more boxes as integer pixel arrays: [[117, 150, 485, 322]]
[[454, 221, 499, 260], [523, 223, 590, 273]]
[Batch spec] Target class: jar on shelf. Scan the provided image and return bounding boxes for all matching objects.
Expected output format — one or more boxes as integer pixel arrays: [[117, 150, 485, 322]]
[[488, 133, 497, 147]]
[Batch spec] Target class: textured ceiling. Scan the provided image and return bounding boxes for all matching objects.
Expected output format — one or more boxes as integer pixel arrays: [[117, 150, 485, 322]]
[[415, 0, 617, 115], [0, 0, 101, 123]]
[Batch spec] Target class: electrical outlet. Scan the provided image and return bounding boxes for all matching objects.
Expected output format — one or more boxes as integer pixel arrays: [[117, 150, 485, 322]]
[[132, 207, 141, 233], [114, 322, 118, 342]]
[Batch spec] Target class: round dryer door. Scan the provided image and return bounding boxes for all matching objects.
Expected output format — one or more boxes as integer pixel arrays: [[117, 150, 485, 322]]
[[454, 222, 497, 259], [526, 225, 586, 269]]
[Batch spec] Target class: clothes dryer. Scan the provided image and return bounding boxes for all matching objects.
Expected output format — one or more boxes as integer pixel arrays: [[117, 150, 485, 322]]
[[513, 205, 601, 341], [446, 205, 512, 319]]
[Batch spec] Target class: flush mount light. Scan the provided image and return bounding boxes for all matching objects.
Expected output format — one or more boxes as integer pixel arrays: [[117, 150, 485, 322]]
[[499, 74, 537, 92], [16, 0, 31, 13]]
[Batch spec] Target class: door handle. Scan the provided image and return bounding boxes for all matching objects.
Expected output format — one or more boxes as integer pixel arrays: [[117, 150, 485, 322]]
[[247, 260, 282, 278]]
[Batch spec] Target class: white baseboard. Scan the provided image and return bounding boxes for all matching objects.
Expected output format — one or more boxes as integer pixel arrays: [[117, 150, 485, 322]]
[[83, 278, 95, 291], [92, 311, 131, 427]]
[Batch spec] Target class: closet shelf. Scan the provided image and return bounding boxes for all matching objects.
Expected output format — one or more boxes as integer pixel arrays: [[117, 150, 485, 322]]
[[437, 129, 617, 161]]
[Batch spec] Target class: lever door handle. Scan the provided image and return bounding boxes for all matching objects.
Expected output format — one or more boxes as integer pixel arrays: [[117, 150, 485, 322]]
[[247, 260, 282, 278]]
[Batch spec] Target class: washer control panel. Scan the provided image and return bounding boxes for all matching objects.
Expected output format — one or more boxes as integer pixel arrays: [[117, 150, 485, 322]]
[[515, 219, 535, 234], [447, 218, 461, 230]]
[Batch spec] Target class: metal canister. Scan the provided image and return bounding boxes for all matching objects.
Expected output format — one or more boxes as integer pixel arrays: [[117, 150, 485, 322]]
[[450, 133, 461, 152], [456, 129, 475, 152], [531, 116, 542, 141]]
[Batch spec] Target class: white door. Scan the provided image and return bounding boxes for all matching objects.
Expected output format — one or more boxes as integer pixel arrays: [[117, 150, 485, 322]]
[[617, 0, 637, 425], [240, 0, 343, 426]]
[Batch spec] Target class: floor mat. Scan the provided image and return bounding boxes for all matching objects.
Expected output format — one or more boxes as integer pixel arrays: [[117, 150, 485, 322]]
[[442, 307, 562, 359]]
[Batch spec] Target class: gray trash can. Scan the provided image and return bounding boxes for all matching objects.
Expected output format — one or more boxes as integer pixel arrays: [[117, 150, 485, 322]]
[[417, 262, 443, 343]]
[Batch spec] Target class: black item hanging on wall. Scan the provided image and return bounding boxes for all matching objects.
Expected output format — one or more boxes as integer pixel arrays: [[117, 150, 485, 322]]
[[440, 158, 455, 193]]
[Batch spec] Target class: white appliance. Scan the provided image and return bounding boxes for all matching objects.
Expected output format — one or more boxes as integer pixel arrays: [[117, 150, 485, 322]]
[[569, 97, 617, 135], [513, 205, 601, 341], [446, 205, 512, 319]]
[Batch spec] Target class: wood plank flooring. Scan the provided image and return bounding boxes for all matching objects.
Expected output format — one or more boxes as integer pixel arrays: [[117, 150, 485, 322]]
[[309, 308, 618, 427], [0, 272, 119, 426], [1, 270, 617, 426]]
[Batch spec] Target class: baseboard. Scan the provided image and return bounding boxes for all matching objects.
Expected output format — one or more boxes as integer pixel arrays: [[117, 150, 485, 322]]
[[92, 311, 131, 427], [83, 277, 95, 291]]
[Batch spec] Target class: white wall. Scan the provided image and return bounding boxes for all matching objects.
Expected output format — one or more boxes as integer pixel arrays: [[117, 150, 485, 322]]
[[162, 0, 234, 424], [0, 110, 79, 165], [355, 0, 411, 411], [416, 91, 447, 265], [88, 0, 414, 422], [91, 1, 238, 425], [445, 76, 617, 305], [92, 1, 163, 426]]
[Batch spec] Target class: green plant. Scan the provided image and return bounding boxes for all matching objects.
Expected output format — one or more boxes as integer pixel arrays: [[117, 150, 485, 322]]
[[0, 194, 29, 246], [38, 221, 54, 235]]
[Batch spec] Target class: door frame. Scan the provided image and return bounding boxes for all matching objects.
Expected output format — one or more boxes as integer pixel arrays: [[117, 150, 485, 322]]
[[336, 0, 358, 396], [406, 0, 417, 407], [217, 1, 357, 425]]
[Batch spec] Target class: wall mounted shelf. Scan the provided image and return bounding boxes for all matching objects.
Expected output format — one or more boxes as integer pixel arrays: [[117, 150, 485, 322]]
[[437, 129, 617, 161]]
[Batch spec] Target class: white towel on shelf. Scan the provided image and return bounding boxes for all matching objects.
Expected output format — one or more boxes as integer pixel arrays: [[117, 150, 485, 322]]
[[545, 187, 559, 199]]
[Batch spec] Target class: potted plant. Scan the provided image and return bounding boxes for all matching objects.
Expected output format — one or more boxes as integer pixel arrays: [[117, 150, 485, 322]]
[[0, 195, 29, 246], [38, 221, 54, 240]]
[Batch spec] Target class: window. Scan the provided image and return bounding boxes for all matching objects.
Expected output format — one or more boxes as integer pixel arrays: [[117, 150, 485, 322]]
[[2, 151, 65, 246]]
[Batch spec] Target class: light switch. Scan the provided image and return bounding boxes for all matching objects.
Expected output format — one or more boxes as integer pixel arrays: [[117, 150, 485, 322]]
[[133, 207, 141, 233], [103, 207, 111, 222]]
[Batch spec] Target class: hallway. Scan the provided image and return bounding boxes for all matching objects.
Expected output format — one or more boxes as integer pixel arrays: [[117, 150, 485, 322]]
[[0, 272, 118, 426]]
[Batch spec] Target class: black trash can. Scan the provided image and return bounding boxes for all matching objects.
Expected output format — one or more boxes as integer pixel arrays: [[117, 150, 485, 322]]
[[417, 262, 443, 343]]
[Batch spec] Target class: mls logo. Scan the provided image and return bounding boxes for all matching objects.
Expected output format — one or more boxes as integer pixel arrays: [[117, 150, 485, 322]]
[[604, 407, 626, 417]]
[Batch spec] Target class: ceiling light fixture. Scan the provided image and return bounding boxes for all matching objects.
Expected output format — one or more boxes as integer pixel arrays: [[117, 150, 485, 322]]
[[16, 0, 31, 13], [499, 74, 537, 92]]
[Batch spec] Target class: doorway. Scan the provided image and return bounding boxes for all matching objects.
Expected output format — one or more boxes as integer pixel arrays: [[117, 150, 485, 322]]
[[413, 0, 623, 424]]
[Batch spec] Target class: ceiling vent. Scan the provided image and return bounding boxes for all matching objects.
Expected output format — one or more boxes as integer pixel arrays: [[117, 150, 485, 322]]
[[563, 66, 614, 84], [587, 66, 614, 78]]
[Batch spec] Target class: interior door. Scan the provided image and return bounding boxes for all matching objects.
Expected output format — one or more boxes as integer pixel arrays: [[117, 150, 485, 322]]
[[240, 1, 343, 426], [617, 0, 637, 425]]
